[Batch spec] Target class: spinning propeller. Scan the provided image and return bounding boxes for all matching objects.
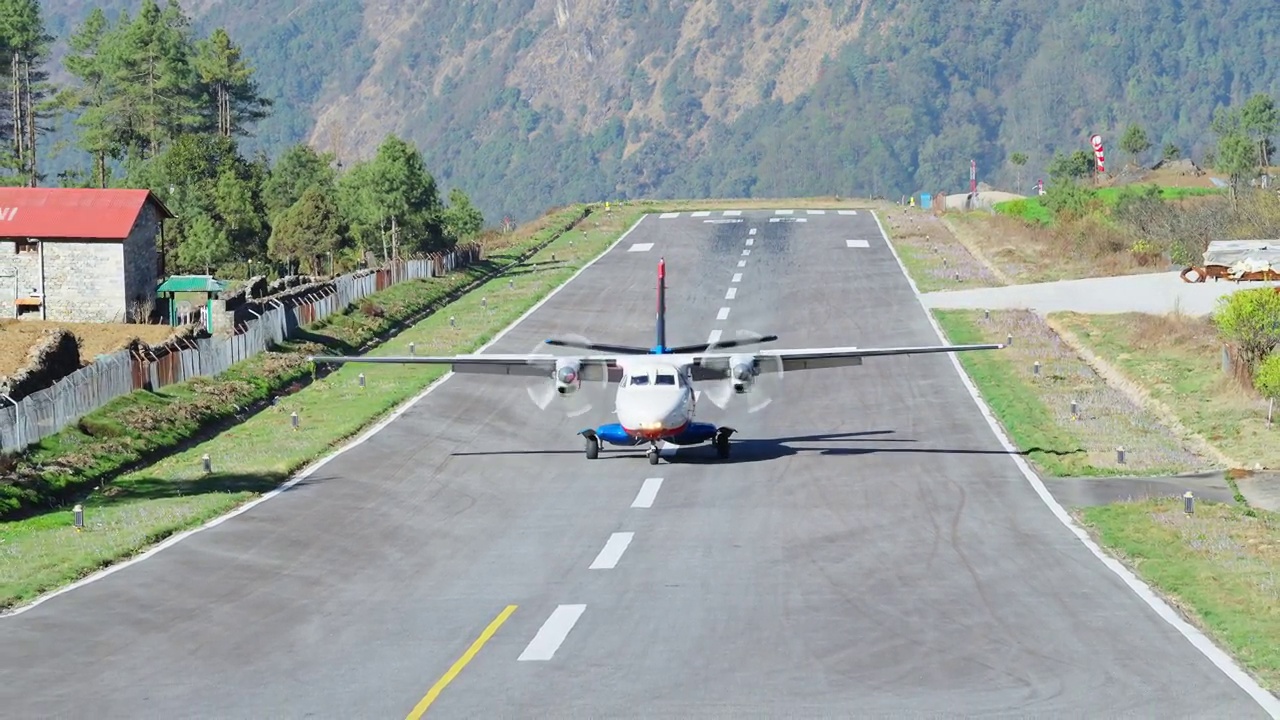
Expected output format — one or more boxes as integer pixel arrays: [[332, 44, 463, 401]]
[[523, 332, 609, 418], [703, 327, 784, 414]]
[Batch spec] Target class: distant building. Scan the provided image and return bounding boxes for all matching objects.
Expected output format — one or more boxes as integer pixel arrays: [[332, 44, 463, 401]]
[[0, 187, 175, 323]]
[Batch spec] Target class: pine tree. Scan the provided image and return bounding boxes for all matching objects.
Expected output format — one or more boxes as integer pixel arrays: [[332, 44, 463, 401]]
[[1, 0, 56, 186], [193, 28, 269, 139]]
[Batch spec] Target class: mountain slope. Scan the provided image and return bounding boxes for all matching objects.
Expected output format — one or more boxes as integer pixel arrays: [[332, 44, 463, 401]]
[[38, 0, 1280, 222]]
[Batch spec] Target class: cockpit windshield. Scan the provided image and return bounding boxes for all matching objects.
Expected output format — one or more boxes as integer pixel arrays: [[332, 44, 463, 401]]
[[629, 374, 649, 386], [655, 373, 676, 385], [626, 370, 682, 387]]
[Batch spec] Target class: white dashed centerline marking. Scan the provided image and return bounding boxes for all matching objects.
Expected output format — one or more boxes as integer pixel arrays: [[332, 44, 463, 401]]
[[724, 210, 742, 216], [518, 604, 587, 661], [589, 532, 635, 570], [846, 239, 870, 248], [725, 287, 737, 300], [742, 249, 750, 256], [628, 242, 654, 252], [707, 329, 722, 345], [737, 260, 746, 267], [749, 228, 757, 235], [691, 211, 710, 217], [717, 307, 730, 320], [838, 210, 857, 215], [807, 209, 825, 214], [745, 238, 753, 246], [632, 478, 664, 508], [660, 212, 679, 219], [775, 209, 794, 215], [732, 273, 742, 283]]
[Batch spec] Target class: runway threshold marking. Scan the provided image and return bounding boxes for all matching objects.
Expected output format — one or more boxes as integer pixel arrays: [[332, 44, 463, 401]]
[[406, 604, 517, 719], [518, 604, 587, 661], [632, 478, 664, 508]]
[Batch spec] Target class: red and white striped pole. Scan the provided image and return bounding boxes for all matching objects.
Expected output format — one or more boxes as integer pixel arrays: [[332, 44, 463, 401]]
[[1091, 134, 1105, 174], [970, 159, 976, 193]]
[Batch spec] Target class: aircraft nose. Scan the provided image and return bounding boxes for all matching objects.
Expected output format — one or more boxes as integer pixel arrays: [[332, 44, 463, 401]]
[[619, 391, 687, 431]]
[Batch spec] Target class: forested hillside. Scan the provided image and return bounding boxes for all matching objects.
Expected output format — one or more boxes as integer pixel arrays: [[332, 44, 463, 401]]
[[26, 0, 1280, 223], [0, 0, 483, 281]]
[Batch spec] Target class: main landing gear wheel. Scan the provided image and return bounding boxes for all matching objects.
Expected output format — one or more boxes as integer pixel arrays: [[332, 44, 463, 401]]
[[714, 427, 734, 460], [585, 435, 599, 459]]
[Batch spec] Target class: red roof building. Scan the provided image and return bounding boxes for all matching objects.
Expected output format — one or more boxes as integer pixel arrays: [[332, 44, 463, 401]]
[[0, 187, 176, 324], [0, 187, 175, 239]]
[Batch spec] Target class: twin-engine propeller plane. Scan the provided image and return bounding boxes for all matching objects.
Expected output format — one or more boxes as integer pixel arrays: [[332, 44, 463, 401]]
[[308, 257, 1005, 465]]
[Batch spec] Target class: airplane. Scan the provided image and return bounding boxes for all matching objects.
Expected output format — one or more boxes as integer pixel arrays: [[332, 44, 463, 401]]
[[307, 257, 1006, 465]]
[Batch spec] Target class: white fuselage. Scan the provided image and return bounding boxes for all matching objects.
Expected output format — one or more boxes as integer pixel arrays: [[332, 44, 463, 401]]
[[614, 360, 696, 440]]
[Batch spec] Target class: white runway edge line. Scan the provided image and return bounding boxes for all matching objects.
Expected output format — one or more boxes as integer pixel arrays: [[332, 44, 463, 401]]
[[1, 213, 654, 620], [631, 478, 664, 508], [517, 604, 587, 661], [871, 211, 1280, 717], [588, 532, 635, 569]]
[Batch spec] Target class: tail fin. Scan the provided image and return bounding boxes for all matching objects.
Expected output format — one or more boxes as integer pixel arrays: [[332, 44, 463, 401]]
[[656, 257, 667, 353]]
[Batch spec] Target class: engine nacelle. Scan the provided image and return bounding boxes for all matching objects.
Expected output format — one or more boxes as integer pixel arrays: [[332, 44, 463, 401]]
[[554, 358, 582, 395], [729, 354, 756, 393]]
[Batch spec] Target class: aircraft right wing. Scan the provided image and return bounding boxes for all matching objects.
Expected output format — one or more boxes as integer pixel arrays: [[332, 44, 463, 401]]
[[307, 353, 624, 381], [687, 342, 1005, 379]]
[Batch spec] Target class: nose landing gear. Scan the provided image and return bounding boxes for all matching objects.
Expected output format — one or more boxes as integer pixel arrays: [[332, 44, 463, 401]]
[[647, 442, 661, 465]]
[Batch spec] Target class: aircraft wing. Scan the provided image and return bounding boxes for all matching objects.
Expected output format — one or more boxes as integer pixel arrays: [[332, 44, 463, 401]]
[[307, 352, 623, 381], [687, 342, 1005, 379]]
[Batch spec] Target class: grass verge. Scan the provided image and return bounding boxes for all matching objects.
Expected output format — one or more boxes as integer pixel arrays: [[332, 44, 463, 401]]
[[932, 308, 1214, 477], [1074, 497, 1280, 692], [1051, 310, 1280, 469], [0, 203, 628, 610], [880, 208, 1005, 292]]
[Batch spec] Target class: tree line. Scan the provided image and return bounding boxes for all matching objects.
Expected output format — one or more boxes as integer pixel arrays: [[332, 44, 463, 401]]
[[0, 0, 484, 278]]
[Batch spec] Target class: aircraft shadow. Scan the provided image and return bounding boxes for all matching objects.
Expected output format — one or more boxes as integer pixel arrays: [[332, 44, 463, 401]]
[[449, 429, 1057, 466]]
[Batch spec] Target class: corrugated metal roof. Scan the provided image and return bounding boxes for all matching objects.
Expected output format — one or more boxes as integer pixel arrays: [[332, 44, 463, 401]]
[[156, 275, 228, 293], [0, 187, 176, 240]]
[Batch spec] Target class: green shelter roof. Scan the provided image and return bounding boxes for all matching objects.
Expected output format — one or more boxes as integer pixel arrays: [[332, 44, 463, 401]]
[[156, 275, 228, 294]]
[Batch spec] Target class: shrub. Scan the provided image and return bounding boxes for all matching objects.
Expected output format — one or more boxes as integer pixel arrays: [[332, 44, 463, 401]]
[[1212, 288, 1280, 374], [1254, 351, 1280, 399]]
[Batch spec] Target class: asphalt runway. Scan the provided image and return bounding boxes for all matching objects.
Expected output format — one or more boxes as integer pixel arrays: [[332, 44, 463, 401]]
[[0, 209, 1274, 718]]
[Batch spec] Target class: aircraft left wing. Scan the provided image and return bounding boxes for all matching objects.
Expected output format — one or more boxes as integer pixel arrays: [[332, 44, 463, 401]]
[[687, 342, 1005, 379], [307, 353, 623, 381]]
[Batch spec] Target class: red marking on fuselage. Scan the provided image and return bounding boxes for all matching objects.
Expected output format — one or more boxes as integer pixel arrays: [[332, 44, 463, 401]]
[[623, 419, 689, 440]]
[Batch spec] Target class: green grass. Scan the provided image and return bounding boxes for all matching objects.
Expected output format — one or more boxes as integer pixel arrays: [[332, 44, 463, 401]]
[[993, 184, 1223, 225], [933, 309, 1212, 477], [0, 203, 627, 610], [1075, 498, 1280, 692]]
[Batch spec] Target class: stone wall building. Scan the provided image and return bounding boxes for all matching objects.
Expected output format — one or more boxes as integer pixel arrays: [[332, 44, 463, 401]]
[[0, 188, 175, 323]]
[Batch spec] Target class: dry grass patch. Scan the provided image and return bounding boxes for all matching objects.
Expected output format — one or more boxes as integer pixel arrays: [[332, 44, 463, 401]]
[[934, 308, 1213, 476], [879, 209, 1005, 292], [944, 212, 1167, 284], [0, 319, 178, 377], [1053, 310, 1280, 469]]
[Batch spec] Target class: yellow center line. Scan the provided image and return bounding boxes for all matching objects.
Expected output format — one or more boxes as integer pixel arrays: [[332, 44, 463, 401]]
[[405, 604, 518, 719]]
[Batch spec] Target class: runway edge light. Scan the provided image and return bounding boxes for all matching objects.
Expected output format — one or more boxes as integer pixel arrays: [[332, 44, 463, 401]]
[[1184, 491, 1195, 515], [73, 504, 83, 531]]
